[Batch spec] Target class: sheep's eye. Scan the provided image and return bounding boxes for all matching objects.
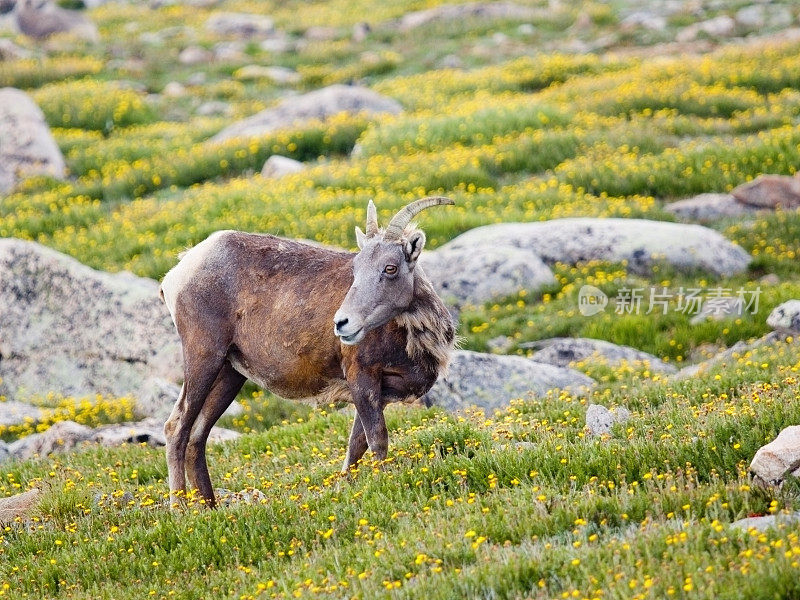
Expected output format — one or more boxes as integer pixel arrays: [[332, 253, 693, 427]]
[[384, 265, 398, 275]]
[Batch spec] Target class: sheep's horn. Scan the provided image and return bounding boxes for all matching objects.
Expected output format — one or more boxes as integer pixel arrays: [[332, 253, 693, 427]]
[[384, 196, 454, 240], [365, 199, 379, 237]]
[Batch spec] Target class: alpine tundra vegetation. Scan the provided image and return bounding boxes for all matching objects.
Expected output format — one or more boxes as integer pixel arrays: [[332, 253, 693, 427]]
[[1, 0, 800, 599]]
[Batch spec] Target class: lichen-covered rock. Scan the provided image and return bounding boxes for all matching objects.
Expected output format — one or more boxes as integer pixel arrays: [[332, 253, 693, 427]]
[[396, 2, 542, 31], [0, 239, 182, 402], [7, 420, 94, 460], [665, 193, 760, 222], [16, 0, 98, 41], [0, 400, 44, 426], [212, 84, 402, 142], [205, 11, 275, 38], [766, 300, 800, 334], [527, 337, 676, 374], [419, 245, 555, 306], [0, 88, 65, 193], [585, 403, 630, 437], [424, 350, 593, 414], [732, 174, 800, 209], [3, 418, 239, 462], [439, 218, 750, 277]]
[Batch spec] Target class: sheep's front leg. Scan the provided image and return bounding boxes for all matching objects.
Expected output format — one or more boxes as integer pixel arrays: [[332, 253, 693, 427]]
[[349, 371, 388, 463], [342, 413, 368, 472]]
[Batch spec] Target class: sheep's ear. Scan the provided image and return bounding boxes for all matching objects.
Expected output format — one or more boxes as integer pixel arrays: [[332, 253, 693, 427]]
[[355, 226, 367, 250], [404, 230, 425, 266]]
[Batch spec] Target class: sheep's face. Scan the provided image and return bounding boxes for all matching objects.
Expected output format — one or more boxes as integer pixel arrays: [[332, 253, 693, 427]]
[[333, 232, 425, 345]]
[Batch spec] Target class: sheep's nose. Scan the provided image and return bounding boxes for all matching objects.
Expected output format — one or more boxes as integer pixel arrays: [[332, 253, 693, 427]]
[[334, 317, 349, 333]]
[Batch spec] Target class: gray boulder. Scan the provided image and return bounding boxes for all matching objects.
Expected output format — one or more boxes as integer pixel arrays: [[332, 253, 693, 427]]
[[731, 512, 800, 532], [438, 218, 750, 277], [585, 403, 630, 437], [178, 45, 213, 65], [0, 38, 31, 60], [205, 11, 275, 38], [732, 174, 800, 210], [767, 300, 800, 334], [4, 417, 240, 461], [0, 239, 182, 402], [527, 337, 676, 374], [419, 245, 555, 306], [261, 154, 306, 178], [665, 193, 760, 222], [689, 296, 745, 324], [7, 420, 94, 460], [676, 15, 735, 42], [0, 400, 44, 426], [424, 350, 593, 414], [750, 426, 800, 486], [396, 2, 542, 31], [212, 84, 402, 142], [0, 88, 65, 193], [16, 0, 98, 41]]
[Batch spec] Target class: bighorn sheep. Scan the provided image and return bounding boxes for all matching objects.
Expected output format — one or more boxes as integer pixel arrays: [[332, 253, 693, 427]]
[[159, 197, 456, 506]]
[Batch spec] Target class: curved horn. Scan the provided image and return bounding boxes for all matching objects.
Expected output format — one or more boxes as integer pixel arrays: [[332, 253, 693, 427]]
[[365, 199, 379, 237], [384, 196, 454, 240]]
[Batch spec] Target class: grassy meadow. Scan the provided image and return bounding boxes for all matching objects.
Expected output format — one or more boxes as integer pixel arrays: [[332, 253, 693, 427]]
[[2, 0, 800, 598]]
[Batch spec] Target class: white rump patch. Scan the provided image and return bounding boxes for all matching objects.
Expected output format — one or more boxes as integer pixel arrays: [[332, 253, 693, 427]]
[[160, 231, 231, 324]]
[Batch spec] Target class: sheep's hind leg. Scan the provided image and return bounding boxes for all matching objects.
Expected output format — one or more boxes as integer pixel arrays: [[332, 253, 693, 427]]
[[185, 361, 246, 507], [164, 348, 228, 507]]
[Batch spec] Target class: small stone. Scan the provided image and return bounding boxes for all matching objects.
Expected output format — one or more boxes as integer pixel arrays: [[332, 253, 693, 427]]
[[261, 155, 306, 178], [235, 65, 300, 85], [491, 32, 509, 45], [439, 54, 463, 69], [517, 23, 535, 35], [732, 174, 800, 210], [689, 296, 744, 324], [665, 193, 760, 222], [420, 245, 555, 307], [424, 350, 594, 414], [178, 45, 213, 65], [0, 401, 44, 427], [586, 404, 629, 437], [766, 300, 800, 334], [731, 512, 800, 532], [186, 72, 207, 86], [750, 425, 800, 486], [213, 40, 245, 61], [163, 81, 186, 97], [206, 12, 275, 37], [0, 38, 31, 60], [304, 26, 339, 41], [352, 22, 370, 42], [759, 274, 780, 286], [735, 5, 766, 29], [259, 36, 292, 53], [196, 100, 232, 116], [486, 335, 514, 354], [620, 11, 666, 31], [0, 88, 66, 193]]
